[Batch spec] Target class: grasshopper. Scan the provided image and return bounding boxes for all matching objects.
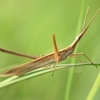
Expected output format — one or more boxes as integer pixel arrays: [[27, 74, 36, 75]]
[[0, 7, 100, 77]]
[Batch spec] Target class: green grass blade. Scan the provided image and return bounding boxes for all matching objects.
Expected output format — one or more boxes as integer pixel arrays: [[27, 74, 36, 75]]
[[64, 1, 86, 100], [86, 72, 100, 100], [0, 63, 100, 89]]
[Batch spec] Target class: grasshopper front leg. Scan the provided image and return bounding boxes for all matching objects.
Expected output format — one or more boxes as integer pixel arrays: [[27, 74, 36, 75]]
[[68, 53, 97, 68]]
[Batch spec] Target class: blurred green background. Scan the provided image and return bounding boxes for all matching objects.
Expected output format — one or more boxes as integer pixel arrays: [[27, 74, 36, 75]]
[[0, 0, 100, 100]]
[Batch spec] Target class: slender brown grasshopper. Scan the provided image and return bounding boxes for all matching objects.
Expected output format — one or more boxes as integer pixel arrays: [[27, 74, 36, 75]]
[[0, 7, 100, 77]]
